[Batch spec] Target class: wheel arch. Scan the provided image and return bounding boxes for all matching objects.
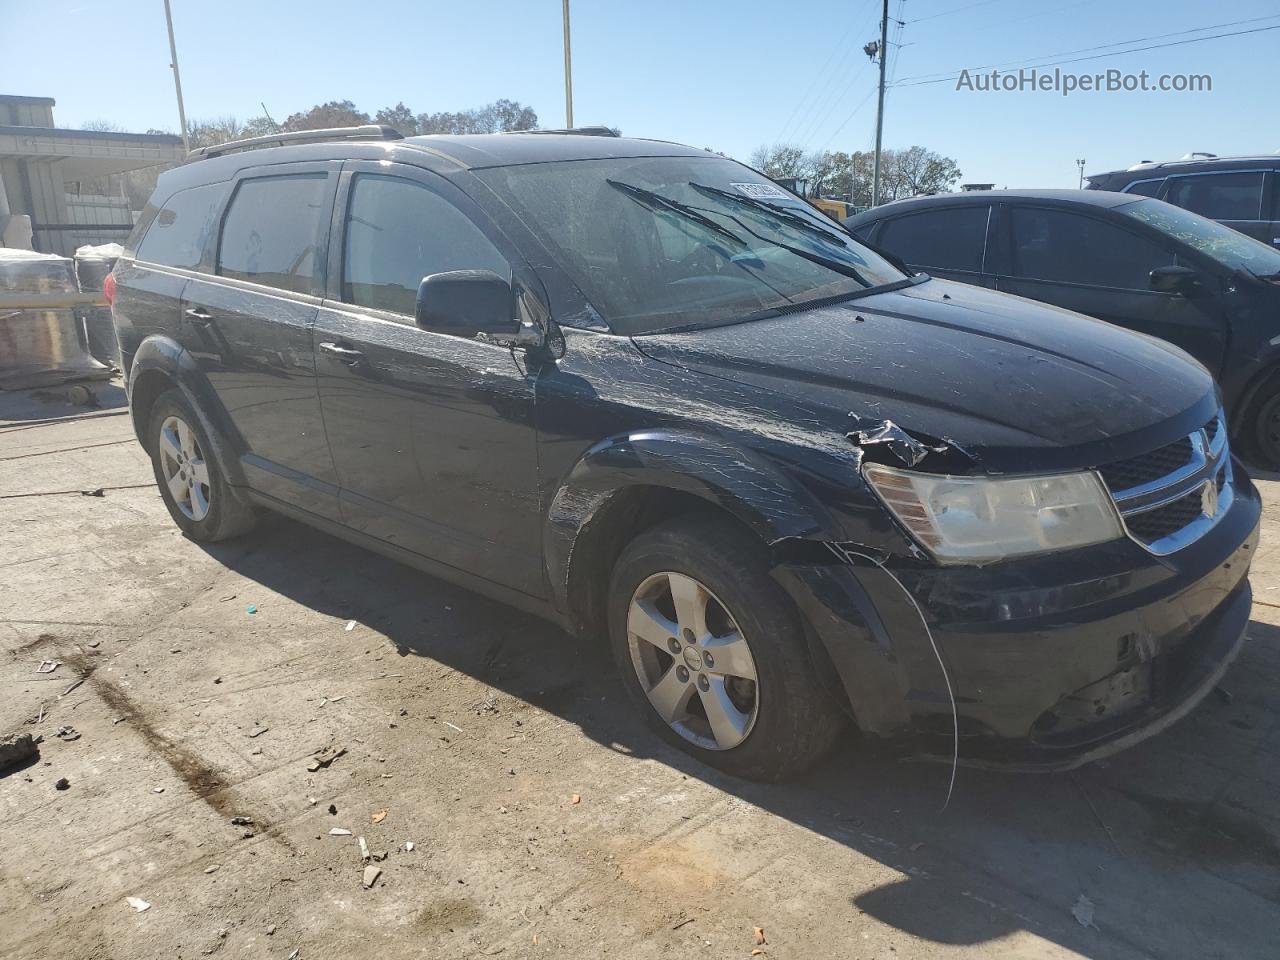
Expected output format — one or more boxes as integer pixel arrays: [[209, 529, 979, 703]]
[[546, 429, 845, 639], [128, 334, 248, 487]]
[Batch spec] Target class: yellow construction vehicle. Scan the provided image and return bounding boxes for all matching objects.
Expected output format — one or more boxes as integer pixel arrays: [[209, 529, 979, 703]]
[[770, 177, 857, 221]]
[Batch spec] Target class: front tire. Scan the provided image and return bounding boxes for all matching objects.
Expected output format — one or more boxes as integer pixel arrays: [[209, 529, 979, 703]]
[[1248, 383, 1280, 469], [148, 389, 256, 542], [607, 514, 846, 781]]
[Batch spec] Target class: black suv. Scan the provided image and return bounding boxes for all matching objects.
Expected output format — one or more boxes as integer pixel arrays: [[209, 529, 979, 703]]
[[109, 127, 1260, 780], [1086, 154, 1280, 247], [846, 191, 1280, 465]]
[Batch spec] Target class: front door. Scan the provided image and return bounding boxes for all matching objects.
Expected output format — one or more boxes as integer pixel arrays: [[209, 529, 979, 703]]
[[994, 204, 1228, 376], [314, 163, 544, 597], [180, 163, 341, 517]]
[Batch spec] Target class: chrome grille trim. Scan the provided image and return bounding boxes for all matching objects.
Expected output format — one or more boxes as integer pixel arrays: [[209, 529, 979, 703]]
[[1099, 410, 1231, 556]]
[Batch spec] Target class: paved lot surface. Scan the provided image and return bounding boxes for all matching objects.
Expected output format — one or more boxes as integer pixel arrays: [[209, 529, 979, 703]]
[[2, 383, 1279, 960]]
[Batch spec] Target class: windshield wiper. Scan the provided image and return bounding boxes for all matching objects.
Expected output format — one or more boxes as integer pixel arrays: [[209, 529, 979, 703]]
[[606, 180, 747, 249], [688, 182, 850, 243]]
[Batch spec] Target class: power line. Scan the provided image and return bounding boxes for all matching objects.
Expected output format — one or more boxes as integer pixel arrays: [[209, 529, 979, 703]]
[[906, 0, 1009, 25], [782, 0, 880, 145], [895, 14, 1280, 86], [774, 0, 877, 143]]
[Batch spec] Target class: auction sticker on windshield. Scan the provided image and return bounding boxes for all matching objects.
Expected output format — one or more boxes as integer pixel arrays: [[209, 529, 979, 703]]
[[731, 182, 792, 200]]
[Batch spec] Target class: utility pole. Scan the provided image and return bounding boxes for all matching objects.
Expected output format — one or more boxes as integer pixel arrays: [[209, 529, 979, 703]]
[[1076, 158, 1087, 189], [162, 0, 190, 153], [871, 0, 889, 206], [562, 0, 574, 128]]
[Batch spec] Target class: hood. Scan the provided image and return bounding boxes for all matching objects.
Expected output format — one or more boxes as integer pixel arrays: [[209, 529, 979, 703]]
[[631, 278, 1217, 473]]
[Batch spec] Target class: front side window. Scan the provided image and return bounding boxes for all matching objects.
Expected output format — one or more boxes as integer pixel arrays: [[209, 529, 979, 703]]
[[1122, 198, 1280, 278], [877, 206, 989, 273], [1163, 172, 1264, 222], [341, 175, 508, 316], [475, 155, 907, 334], [135, 182, 225, 270], [217, 174, 327, 294], [1008, 207, 1174, 290]]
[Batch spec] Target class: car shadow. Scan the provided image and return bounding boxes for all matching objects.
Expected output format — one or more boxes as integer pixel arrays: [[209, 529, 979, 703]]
[[198, 514, 1280, 959], [0, 378, 128, 423]]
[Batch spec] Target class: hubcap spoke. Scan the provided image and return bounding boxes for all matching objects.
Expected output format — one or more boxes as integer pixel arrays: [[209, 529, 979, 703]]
[[175, 418, 195, 458], [699, 676, 751, 749], [628, 598, 679, 652], [189, 459, 210, 487], [703, 631, 757, 681], [159, 426, 183, 464], [189, 482, 210, 521], [667, 573, 709, 640], [646, 663, 696, 724], [166, 471, 189, 504]]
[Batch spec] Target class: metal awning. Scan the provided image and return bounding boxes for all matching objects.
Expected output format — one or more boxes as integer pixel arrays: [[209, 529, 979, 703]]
[[0, 125, 185, 178]]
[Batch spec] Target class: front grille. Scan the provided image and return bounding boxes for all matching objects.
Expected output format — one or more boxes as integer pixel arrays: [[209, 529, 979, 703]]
[[1097, 410, 1229, 555], [1098, 436, 1193, 494], [1123, 489, 1206, 543]]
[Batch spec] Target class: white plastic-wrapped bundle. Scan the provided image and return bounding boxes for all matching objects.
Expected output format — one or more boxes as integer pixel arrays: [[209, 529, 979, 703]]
[[74, 243, 124, 368], [0, 248, 109, 389]]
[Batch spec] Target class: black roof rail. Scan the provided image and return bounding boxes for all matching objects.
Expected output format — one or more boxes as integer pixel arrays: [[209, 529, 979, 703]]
[[187, 125, 404, 161], [507, 126, 619, 137]]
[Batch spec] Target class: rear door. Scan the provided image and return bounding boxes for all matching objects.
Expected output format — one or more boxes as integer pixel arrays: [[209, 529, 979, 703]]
[[1160, 170, 1269, 243], [180, 162, 341, 518], [313, 161, 544, 597], [993, 203, 1228, 374], [116, 180, 234, 377], [871, 204, 995, 288]]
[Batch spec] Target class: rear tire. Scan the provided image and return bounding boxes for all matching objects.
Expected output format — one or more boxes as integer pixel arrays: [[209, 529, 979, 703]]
[[607, 513, 846, 781], [148, 389, 256, 542]]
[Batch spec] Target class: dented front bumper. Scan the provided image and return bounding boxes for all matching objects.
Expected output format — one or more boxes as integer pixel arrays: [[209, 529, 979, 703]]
[[774, 463, 1261, 770]]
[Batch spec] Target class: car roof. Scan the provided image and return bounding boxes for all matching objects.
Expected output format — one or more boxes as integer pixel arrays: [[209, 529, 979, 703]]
[[1090, 154, 1280, 181], [844, 189, 1139, 225], [397, 133, 714, 168], [152, 132, 721, 201]]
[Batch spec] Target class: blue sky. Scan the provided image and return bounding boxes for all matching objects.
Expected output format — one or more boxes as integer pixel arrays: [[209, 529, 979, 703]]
[[2, 0, 1276, 188]]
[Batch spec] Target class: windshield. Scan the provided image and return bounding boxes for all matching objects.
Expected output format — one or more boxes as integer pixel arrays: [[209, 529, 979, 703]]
[[475, 156, 908, 334], [1121, 198, 1280, 278]]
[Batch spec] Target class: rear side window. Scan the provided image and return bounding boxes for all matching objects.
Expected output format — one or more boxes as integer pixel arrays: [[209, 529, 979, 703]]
[[135, 182, 224, 270], [877, 206, 989, 273], [217, 174, 328, 294], [1008, 207, 1174, 290], [341, 174, 508, 316], [1122, 179, 1164, 198], [1164, 172, 1264, 221]]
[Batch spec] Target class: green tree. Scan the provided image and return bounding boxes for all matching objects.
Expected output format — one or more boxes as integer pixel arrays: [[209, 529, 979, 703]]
[[374, 102, 418, 135], [280, 100, 370, 132]]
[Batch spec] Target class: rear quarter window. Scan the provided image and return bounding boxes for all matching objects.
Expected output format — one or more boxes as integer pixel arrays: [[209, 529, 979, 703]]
[[134, 182, 226, 270]]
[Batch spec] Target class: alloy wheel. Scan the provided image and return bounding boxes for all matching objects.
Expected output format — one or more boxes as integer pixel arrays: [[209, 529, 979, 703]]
[[626, 571, 760, 751], [158, 414, 211, 522]]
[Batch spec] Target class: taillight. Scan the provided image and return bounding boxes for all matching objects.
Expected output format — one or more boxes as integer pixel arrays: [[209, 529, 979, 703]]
[[102, 272, 117, 306]]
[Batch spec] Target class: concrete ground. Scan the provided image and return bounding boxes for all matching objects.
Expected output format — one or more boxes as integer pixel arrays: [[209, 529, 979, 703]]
[[2, 381, 1279, 960]]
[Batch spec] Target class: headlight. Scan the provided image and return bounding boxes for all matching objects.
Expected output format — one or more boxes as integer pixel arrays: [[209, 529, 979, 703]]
[[863, 464, 1124, 563]]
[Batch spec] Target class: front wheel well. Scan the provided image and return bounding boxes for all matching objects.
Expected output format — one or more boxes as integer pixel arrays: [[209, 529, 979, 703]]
[[128, 369, 177, 452], [566, 486, 762, 641]]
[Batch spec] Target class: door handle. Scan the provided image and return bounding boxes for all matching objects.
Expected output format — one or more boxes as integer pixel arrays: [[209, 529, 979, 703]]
[[319, 340, 365, 365], [184, 306, 213, 325]]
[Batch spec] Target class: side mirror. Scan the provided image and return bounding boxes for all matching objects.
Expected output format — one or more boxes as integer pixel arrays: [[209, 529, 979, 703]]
[[415, 270, 543, 348], [1149, 264, 1202, 296]]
